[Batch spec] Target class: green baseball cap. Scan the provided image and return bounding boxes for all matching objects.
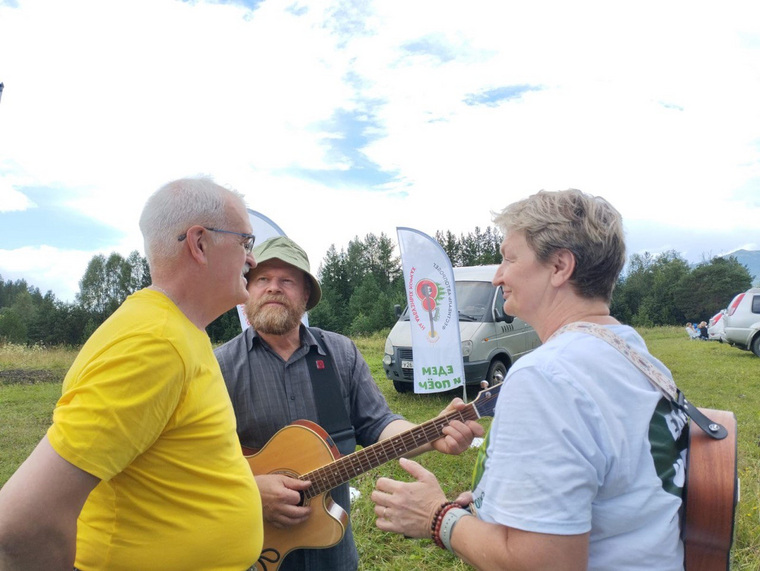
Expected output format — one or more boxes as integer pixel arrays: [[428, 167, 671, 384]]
[[252, 236, 322, 310]]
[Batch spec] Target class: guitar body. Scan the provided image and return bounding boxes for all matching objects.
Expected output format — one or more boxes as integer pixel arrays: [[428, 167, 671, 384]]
[[683, 408, 738, 571], [246, 420, 347, 571], [241, 383, 503, 571]]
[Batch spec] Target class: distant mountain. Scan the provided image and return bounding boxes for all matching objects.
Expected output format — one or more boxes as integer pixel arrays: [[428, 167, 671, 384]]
[[721, 249, 760, 285]]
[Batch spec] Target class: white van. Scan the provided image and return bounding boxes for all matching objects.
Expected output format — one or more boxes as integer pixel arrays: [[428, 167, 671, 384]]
[[381, 265, 541, 393], [723, 287, 760, 357]]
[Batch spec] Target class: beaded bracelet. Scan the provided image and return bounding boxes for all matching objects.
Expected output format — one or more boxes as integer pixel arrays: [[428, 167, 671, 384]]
[[430, 501, 461, 549]]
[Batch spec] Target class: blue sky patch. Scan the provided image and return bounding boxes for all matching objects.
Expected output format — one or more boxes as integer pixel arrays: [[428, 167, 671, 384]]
[[464, 85, 542, 107], [0, 186, 122, 250], [287, 107, 398, 188], [659, 101, 684, 111], [286, 164, 397, 188], [402, 35, 457, 63], [180, 0, 264, 11]]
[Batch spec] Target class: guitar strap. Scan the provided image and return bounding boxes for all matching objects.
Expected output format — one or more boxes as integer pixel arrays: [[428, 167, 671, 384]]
[[550, 322, 728, 440], [306, 327, 357, 456]]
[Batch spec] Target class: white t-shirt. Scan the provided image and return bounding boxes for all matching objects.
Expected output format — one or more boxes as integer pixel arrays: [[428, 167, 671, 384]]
[[471, 325, 687, 570]]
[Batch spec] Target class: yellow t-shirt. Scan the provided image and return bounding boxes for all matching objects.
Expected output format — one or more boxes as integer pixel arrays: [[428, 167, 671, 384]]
[[47, 289, 262, 571]]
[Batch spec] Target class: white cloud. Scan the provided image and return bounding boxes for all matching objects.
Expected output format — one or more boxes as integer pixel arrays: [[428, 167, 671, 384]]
[[1, 0, 759, 303], [0, 179, 34, 212], [0, 246, 94, 302]]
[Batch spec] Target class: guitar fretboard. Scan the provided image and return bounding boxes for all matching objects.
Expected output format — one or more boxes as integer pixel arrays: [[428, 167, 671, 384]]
[[301, 405, 481, 499]]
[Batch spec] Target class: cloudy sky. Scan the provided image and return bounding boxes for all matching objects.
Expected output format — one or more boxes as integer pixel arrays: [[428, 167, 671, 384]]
[[1, 0, 759, 303]]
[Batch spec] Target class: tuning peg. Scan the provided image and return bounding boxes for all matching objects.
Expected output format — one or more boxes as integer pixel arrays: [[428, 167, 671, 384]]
[[480, 380, 489, 389]]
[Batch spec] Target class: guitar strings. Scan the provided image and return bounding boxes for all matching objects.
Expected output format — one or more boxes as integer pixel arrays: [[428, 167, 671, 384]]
[[300, 396, 492, 498]]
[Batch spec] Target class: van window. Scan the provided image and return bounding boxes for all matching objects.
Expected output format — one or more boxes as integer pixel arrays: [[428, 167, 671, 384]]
[[398, 280, 495, 322], [457, 281, 495, 321], [493, 286, 506, 319], [752, 295, 760, 314]]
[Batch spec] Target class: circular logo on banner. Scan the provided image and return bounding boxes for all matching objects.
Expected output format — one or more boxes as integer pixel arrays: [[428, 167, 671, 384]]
[[416, 279, 440, 341]]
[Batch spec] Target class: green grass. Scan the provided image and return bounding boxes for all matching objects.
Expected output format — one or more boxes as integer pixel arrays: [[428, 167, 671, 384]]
[[1, 329, 758, 569], [639, 328, 760, 570], [0, 382, 62, 482], [0, 341, 78, 371]]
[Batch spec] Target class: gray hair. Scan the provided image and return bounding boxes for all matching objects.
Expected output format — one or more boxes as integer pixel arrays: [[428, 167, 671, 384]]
[[493, 189, 626, 301], [139, 176, 245, 267]]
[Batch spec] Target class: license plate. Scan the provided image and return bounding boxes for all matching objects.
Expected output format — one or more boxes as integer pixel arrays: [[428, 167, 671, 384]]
[[401, 360, 414, 369]]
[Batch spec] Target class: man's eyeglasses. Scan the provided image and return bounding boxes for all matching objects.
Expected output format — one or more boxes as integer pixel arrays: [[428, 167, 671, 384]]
[[178, 227, 256, 254]]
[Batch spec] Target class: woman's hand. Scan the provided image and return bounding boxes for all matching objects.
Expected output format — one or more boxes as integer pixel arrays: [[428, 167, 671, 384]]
[[371, 457, 451, 538]]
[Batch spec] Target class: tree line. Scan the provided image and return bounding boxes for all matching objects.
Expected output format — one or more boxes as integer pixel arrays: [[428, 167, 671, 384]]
[[611, 251, 753, 326], [0, 228, 753, 347], [0, 252, 152, 347]]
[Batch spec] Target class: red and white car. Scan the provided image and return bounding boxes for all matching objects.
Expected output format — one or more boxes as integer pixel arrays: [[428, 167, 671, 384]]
[[708, 292, 747, 343], [707, 310, 726, 342]]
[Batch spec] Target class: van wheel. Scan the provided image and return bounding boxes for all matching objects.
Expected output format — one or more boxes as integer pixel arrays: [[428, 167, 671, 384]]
[[752, 335, 760, 358], [393, 380, 413, 393], [486, 360, 508, 385]]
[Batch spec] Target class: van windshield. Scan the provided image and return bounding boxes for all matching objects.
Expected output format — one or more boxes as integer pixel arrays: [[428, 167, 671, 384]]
[[400, 280, 494, 322]]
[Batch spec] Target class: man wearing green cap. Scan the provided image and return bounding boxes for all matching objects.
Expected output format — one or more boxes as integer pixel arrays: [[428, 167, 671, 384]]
[[215, 236, 484, 571]]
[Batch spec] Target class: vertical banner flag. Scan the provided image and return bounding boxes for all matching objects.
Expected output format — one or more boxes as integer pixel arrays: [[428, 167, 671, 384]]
[[237, 210, 287, 331], [397, 227, 464, 394]]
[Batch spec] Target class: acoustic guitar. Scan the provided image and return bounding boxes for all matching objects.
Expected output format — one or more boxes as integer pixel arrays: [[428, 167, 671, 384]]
[[246, 383, 501, 571], [683, 408, 739, 571]]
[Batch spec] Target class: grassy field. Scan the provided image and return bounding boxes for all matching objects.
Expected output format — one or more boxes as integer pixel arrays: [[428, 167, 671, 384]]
[[1, 328, 758, 569]]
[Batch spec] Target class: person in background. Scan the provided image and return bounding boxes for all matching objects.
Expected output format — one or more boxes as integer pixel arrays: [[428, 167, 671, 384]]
[[684, 322, 700, 340], [0, 177, 264, 571], [371, 189, 688, 571], [698, 321, 709, 340], [215, 236, 484, 571]]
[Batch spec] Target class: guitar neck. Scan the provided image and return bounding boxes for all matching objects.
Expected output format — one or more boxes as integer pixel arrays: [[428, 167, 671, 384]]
[[301, 404, 480, 498]]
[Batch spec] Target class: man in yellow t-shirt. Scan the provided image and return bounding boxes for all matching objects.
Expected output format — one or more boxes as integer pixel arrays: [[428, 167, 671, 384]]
[[0, 177, 263, 571]]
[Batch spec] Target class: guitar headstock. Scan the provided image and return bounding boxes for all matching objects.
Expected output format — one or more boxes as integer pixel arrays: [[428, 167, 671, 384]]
[[472, 382, 503, 418]]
